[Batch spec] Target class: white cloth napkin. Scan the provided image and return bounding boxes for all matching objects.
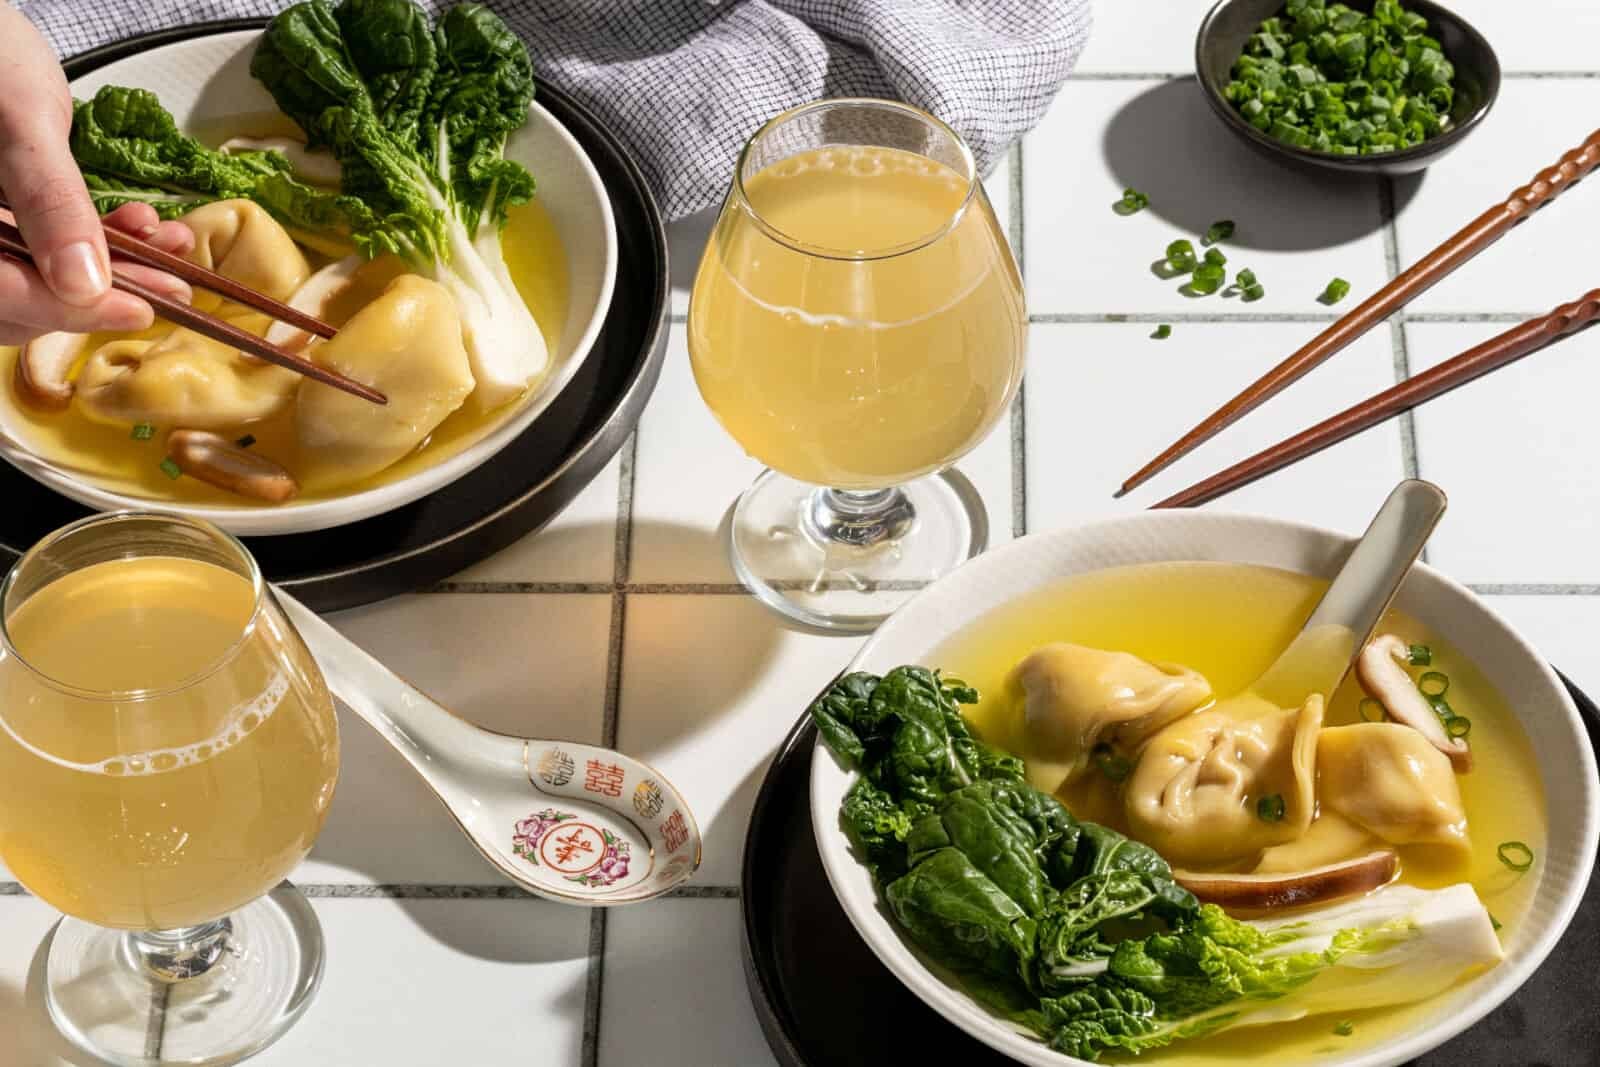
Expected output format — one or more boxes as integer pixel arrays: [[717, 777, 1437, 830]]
[[21, 0, 1093, 219]]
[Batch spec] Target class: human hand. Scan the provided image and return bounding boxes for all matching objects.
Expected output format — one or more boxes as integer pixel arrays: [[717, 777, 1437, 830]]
[[0, 7, 193, 346]]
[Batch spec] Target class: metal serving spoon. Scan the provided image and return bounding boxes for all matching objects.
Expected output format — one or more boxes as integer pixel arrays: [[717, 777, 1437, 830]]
[[275, 590, 702, 905], [1249, 478, 1448, 710]]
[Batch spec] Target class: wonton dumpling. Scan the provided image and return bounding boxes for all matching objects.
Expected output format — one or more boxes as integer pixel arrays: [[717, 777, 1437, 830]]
[[1124, 692, 1323, 867], [296, 275, 474, 486], [1253, 811, 1377, 875], [75, 318, 298, 429], [1009, 643, 1212, 794], [1316, 724, 1470, 859], [182, 200, 310, 313]]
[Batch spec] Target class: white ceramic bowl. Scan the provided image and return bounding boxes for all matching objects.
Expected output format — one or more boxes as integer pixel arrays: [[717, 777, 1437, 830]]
[[810, 510, 1598, 1067], [0, 30, 617, 536]]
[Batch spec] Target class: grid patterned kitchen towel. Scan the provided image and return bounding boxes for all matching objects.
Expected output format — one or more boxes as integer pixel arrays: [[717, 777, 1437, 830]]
[[18, 0, 1093, 219]]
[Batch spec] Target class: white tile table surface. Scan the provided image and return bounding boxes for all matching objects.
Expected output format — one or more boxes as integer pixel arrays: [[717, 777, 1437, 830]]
[[5, 3, 1600, 1064]]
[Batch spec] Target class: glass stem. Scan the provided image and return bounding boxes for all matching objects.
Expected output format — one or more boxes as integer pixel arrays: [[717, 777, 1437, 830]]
[[803, 487, 918, 550], [125, 917, 233, 982]]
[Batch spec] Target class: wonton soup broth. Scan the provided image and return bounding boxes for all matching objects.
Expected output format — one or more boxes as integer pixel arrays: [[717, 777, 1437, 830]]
[[0, 113, 569, 506], [934, 561, 1546, 1062]]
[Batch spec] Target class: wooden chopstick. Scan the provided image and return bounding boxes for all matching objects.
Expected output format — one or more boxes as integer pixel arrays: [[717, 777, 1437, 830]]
[[0, 195, 336, 340], [1120, 127, 1600, 497], [1150, 288, 1600, 509], [0, 219, 384, 406]]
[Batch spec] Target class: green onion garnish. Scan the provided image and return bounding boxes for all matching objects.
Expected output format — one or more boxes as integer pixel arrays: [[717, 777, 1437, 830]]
[[1204, 220, 1236, 245], [1445, 716, 1472, 739], [236, 434, 257, 449], [1489, 912, 1502, 932], [1116, 187, 1150, 215], [1204, 247, 1227, 268], [1236, 268, 1258, 289], [1190, 262, 1227, 295], [1256, 793, 1286, 822], [1152, 324, 1173, 340], [131, 422, 155, 441], [1333, 1021, 1354, 1037], [1408, 643, 1433, 666], [1321, 277, 1352, 304], [1095, 748, 1133, 782], [159, 457, 183, 480], [1359, 697, 1385, 723], [1497, 841, 1535, 873], [1165, 239, 1197, 272], [1418, 671, 1449, 698], [1242, 283, 1266, 301]]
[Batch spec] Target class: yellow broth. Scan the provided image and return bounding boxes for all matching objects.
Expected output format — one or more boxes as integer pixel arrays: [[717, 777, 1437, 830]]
[[933, 561, 1547, 1063], [0, 113, 568, 504]]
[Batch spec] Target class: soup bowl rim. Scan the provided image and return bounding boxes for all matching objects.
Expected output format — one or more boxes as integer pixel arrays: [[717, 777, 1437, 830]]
[[809, 507, 1598, 1067]]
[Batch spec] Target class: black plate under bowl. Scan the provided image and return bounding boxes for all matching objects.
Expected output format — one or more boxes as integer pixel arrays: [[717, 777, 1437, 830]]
[[0, 20, 667, 611], [743, 672, 1600, 1066]]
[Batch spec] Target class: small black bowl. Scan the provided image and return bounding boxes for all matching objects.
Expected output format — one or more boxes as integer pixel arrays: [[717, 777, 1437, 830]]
[[1196, 0, 1501, 176]]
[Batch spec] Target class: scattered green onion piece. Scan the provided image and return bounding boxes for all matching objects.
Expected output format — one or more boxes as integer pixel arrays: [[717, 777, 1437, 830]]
[[1333, 1021, 1354, 1037], [1445, 716, 1471, 739], [236, 434, 257, 449], [1408, 643, 1433, 666], [1165, 239, 1197, 272], [1321, 276, 1351, 304], [1242, 282, 1265, 302], [1204, 247, 1227, 268], [1359, 697, 1385, 723], [159, 457, 182, 480], [130, 422, 155, 441], [1095, 747, 1133, 782], [1418, 671, 1449, 698], [1190, 262, 1226, 295], [1116, 187, 1150, 214], [1204, 219, 1236, 245], [1489, 912, 1502, 932], [1497, 841, 1535, 873], [1256, 793, 1286, 822], [1152, 324, 1173, 340], [1236, 268, 1258, 289]]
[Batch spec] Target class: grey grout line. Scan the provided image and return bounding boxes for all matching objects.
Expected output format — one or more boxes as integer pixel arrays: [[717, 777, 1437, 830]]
[[144, 986, 168, 1061], [0, 882, 22, 895], [1472, 584, 1600, 596], [429, 581, 614, 594], [581, 909, 607, 1067], [613, 432, 638, 586], [1065, 70, 1600, 81], [1010, 138, 1028, 539], [1029, 311, 1541, 325], [1378, 176, 1425, 493], [1401, 312, 1537, 323]]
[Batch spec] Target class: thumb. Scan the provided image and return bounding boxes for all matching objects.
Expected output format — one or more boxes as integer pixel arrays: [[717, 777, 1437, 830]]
[[0, 14, 109, 307]]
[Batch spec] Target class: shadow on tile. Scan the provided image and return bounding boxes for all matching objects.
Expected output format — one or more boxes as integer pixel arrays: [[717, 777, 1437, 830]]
[[0, 935, 101, 1066], [668, 207, 717, 300], [390, 899, 593, 966], [1101, 78, 1420, 252]]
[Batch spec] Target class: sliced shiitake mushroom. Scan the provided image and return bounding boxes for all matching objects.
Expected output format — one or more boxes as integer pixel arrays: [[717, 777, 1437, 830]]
[[1175, 850, 1399, 913], [166, 430, 298, 503], [1358, 634, 1472, 772], [14, 331, 87, 411], [260, 254, 363, 358]]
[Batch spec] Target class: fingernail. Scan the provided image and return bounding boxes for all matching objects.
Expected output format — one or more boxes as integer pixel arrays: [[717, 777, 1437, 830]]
[[41, 241, 110, 304]]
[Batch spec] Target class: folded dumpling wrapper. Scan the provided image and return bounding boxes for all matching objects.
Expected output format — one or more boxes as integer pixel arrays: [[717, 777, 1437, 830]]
[[296, 274, 475, 486], [1316, 723, 1471, 860]]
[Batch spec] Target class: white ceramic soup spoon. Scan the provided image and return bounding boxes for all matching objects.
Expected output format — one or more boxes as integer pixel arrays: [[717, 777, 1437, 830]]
[[275, 590, 702, 905]]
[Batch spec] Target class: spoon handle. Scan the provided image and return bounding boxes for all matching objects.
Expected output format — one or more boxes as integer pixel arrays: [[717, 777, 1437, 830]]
[[1252, 479, 1447, 707]]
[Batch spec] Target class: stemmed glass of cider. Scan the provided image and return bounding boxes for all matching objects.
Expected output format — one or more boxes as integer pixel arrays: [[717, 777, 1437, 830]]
[[689, 99, 1025, 631], [0, 512, 340, 1066]]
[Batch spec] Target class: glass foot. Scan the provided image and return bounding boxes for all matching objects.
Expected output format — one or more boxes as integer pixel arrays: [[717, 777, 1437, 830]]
[[45, 884, 323, 1066], [729, 468, 989, 633]]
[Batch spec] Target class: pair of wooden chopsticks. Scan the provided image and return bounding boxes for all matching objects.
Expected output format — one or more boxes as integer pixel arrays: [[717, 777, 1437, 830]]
[[0, 197, 384, 406], [1125, 129, 1600, 509]]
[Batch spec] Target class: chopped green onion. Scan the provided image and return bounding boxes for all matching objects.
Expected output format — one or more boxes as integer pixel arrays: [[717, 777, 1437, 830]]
[[1236, 268, 1258, 289], [1418, 671, 1449, 698], [1489, 912, 1502, 932], [1152, 324, 1173, 340], [1332, 1021, 1354, 1037], [1242, 283, 1266, 301], [1165, 239, 1197, 272], [159, 457, 183, 480], [1445, 716, 1472, 739], [1204, 247, 1227, 268], [1321, 277, 1352, 304], [1408, 643, 1433, 666], [1190, 262, 1227, 295], [1095, 747, 1133, 782], [1359, 697, 1386, 723], [1497, 841, 1535, 873], [236, 434, 257, 449], [1115, 187, 1150, 214], [130, 422, 155, 441], [1204, 219, 1236, 245], [1256, 793, 1286, 822]]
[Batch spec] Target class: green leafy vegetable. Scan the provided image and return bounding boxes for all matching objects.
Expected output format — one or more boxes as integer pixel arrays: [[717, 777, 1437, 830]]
[[1165, 239, 1197, 273], [1224, 0, 1457, 156], [1152, 324, 1173, 340], [813, 668, 1503, 1061], [1321, 276, 1352, 304], [1203, 219, 1235, 244]]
